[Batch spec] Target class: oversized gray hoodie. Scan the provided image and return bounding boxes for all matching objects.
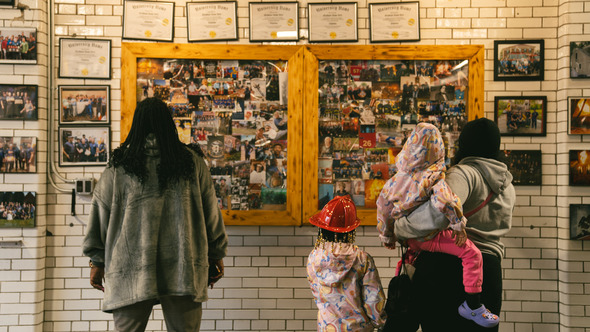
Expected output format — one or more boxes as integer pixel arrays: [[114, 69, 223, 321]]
[[394, 156, 515, 258], [82, 136, 228, 312]]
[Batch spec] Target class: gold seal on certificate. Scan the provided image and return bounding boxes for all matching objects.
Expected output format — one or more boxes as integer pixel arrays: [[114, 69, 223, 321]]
[[308, 3, 358, 43], [249, 2, 299, 42], [369, 2, 420, 43], [123, 1, 175, 42], [187, 2, 238, 42], [58, 38, 111, 80]]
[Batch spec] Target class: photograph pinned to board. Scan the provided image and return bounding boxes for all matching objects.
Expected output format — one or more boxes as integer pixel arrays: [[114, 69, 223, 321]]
[[187, 1, 238, 42], [0, 191, 36, 228], [0, 136, 37, 173], [570, 41, 590, 79], [369, 2, 420, 43], [123, 0, 174, 42], [58, 85, 110, 124], [570, 204, 590, 240], [494, 96, 546, 136], [0, 84, 38, 120], [568, 97, 590, 135], [59, 126, 110, 167], [494, 39, 544, 81], [58, 38, 111, 79], [0, 27, 37, 64]]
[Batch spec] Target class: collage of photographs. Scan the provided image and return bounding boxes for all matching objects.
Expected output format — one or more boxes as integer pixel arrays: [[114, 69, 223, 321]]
[[316, 59, 470, 209], [136, 58, 289, 211]]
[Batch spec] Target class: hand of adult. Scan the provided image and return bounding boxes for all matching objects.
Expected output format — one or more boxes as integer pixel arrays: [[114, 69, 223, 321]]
[[382, 233, 397, 250], [208, 258, 224, 288], [90, 266, 105, 292]]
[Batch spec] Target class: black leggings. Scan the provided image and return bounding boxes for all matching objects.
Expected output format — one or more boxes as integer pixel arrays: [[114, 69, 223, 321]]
[[410, 251, 503, 332]]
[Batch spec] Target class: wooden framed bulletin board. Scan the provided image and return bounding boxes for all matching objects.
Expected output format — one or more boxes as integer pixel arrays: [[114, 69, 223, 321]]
[[302, 45, 484, 226], [122, 43, 303, 225]]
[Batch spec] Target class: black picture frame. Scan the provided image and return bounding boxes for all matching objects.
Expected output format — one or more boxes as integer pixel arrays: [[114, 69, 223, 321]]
[[0, 84, 38, 121], [123, 0, 175, 42], [0, 191, 36, 228], [0, 27, 37, 64], [58, 38, 111, 80], [570, 41, 590, 79], [187, 1, 238, 42], [308, 2, 358, 43], [0, 136, 37, 173], [494, 39, 544, 81], [0, 0, 15, 6], [58, 85, 110, 125], [569, 150, 590, 186], [570, 204, 590, 240], [494, 96, 546, 136], [59, 126, 110, 167], [501, 150, 542, 186], [249, 2, 299, 42], [368, 1, 420, 43], [568, 97, 590, 135]]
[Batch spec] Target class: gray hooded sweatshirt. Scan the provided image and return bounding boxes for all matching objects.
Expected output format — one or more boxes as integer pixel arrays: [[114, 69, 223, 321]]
[[394, 156, 515, 259], [83, 136, 228, 312]]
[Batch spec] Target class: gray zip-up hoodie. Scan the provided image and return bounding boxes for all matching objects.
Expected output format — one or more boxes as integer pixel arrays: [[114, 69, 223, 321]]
[[394, 156, 515, 259], [82, 136, 228, 312]]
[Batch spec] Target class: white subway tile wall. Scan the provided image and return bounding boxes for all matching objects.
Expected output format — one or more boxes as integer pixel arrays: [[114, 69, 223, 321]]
[[0, 0, 589, 331]]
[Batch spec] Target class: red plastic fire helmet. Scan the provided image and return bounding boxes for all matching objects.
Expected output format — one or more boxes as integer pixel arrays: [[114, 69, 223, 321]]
[[309, 195, 361, 233]]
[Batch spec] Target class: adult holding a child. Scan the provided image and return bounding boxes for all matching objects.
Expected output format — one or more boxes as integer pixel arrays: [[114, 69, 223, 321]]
[[379, 118, 515, 332]]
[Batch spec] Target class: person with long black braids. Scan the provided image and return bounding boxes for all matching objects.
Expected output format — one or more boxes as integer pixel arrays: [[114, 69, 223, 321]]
[[83, 97, 228, 332]]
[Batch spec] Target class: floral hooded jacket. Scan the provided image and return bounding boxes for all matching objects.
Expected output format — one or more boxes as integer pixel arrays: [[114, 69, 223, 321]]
[[307, 242, 386, 332], [377, 123, 467, 243]]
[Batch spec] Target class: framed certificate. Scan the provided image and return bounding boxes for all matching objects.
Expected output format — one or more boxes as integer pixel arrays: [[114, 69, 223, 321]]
[[58, 38, 111, 80], [249, 2, 299, 42], [123, 0, 174, 42], [187, 1, 238, 42], [308, 2, 358, 43], [369, 2, 420, 43]]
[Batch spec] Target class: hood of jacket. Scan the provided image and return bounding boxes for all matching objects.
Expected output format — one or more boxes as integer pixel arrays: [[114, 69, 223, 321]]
[[308, 242, 361, 286], [458, 156, 512, 195]]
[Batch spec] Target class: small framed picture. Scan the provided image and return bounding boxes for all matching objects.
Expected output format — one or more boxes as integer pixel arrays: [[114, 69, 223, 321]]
[[0, 191, 36, 228], [0, 0, 15, 6], [0, 136, 37, 173], [570, 41, 590, 79], [570, 204, 590, 240], [187, 1, 238, 42], [308, 2, 358, 43], [0, 84, 38, 120], [494, 39, 544, 81], [0, 27, 37, 64], [59, 126, 110, 167], [58, 85, 110, 124], [494, 96, 546, 136], [58, 38, 111, 80], [369, 2, 420, 43], [501, 150, 541, 186], [569, 150, 590, 186], [249, 2, 299, 42], [568, 97, 590, 134], [123, 0, 174, 42]]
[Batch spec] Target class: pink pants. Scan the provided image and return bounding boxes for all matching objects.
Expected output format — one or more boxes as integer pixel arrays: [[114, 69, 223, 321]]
[[407, 229, 483, 294]]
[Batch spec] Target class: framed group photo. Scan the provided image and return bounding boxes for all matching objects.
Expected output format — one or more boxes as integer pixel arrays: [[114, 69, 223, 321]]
[[494, 39, 544, 81], [494, 96, 546, 136], [0, 136, 37, 173], [568, 97, 590, 135], [58, 38, 111, 79], [569, 150, 590, 186], [570, 204, 590, 240], [308, 2, 358, 43], [0, 191, 36, 228], [570, 41, 590, 79], [187, 1, 238, 42], [123, 0, 174, 42], [0, 84, 38, 120], [249, 2, 299, 42], [59, 126, 110, 167], [369, 2, 420, 43], [58, 85, 110, 124], [501, 150, 541, 186], [0, 28, 37, 64]]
